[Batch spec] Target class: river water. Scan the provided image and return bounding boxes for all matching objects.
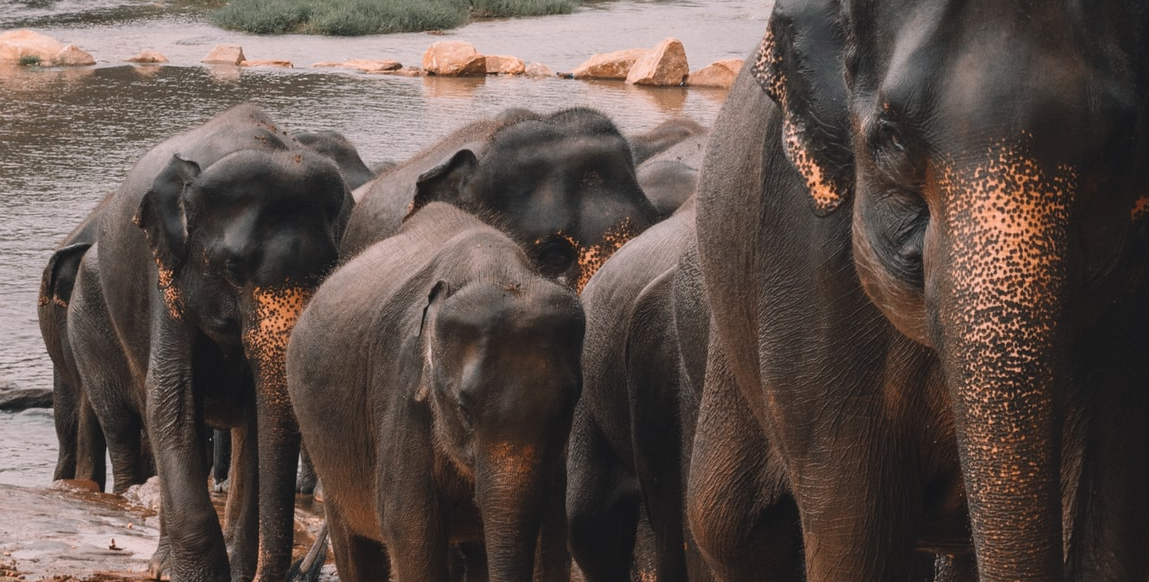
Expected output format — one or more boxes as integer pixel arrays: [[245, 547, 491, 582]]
[[0, 0, 771, 488]]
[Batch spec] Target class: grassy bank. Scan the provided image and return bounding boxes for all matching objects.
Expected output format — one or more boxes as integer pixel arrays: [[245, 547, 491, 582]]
[[211, 0, 582, 36]]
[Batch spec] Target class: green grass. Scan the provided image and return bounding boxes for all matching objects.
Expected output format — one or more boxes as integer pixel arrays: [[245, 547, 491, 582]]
[[18, 55, 42, 67], [471, 0, 579, 18], [210, 0, 583, 35]]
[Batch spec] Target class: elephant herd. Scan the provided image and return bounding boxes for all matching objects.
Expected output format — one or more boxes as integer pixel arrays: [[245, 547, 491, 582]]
[[35, 1, 1149, 581]]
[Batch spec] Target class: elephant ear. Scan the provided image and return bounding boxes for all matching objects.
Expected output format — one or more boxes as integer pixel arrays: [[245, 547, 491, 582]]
[[407, 149, 478, 220], [42, 242, 92, 304], [753, 0, 853, 216], [134, 154, 200, 275], [416, 280, 451, 403]]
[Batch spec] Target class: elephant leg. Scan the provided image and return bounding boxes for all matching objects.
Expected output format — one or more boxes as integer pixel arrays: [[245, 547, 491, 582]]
[[629, 345, 687, 582], [566, 404, 640, 582], [67, 272, 139, 494], [297, 443, 318, 495], [212, 429, 231, 492], [51, 368, 79, 482], [325, 499, 389, 582], [454, 543, 488, 582], [100, 405, 147, 494], [933, 555, 978, 582], [687, 344, 802, 582], [380, 457, 449, 582], [534, 460, 570, 582], [148, 505, 172, 581], [74, 388, 107, 490], [224, 412, 259, 581]]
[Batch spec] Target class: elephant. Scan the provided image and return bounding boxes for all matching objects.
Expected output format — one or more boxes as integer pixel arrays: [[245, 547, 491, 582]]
[[567, 199, 714, 582], [340, 107, 659, 291], [635, 128, 708, 219], [64, 103, 353, 582], [637, 161, 699, 220], [295, 129, 378, 191], [37, 191, 114, 490], [287, 201, 585, 582], [693, 1, 1149, 581], [627, 117, 707, 165]]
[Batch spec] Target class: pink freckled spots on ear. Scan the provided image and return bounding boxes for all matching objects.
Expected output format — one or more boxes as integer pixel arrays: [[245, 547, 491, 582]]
[[752, 26, 785, 104], [1132, 195, 1149, 224], [783, 120, 843, 213]]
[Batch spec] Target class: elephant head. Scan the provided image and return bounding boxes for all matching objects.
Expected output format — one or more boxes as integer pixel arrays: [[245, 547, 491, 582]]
[[419, 277, 584, 581], [409, 107, 660, 291], [760, 0, 1149, 579], [135, 150, 349, 346]]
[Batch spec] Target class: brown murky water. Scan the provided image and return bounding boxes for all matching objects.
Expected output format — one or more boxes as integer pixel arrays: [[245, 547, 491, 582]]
[[0, 0, 770, 487]]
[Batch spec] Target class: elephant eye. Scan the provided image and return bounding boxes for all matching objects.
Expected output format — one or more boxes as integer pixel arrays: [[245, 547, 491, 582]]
[[456, 393, 475, 431], [534, 237, 578, 277], [223, 259, 247, 287], [875, 118, 905, 153], [868, 115, 921, 184]]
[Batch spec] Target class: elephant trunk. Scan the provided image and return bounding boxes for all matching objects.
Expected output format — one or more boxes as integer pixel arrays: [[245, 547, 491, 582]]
[[476, 441, 551, 582], [242, 284, 310, 581], [931, 153, 1074, 580]]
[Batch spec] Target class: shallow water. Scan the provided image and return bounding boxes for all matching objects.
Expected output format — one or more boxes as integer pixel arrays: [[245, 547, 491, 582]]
[[0, 0, 771, 488]]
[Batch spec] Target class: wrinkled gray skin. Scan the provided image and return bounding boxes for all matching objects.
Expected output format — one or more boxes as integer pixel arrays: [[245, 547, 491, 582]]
[[627, 117, 707, 165], [288, 202, 584, 582], [567, 199, 719, 582], [341, 107, 659, 293], [637, 160, 698, 220], [635, 129, 708, 218], [695, 1, 1149, 580], [37, 191, 115, 490], [295, 130, 377, 191], [65, 103, 353, 582]]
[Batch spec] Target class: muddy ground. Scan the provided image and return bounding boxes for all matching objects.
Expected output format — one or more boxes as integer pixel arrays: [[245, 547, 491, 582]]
[[0, 481, 332, 582]]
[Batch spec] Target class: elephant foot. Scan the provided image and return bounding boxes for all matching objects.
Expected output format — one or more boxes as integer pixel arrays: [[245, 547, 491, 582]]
[[213, 477, 230, 494], [147, 544, 171, 581]]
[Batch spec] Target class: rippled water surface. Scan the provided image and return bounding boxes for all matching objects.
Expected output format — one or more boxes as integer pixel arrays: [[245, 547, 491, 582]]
[[0, 0, 771, 487]]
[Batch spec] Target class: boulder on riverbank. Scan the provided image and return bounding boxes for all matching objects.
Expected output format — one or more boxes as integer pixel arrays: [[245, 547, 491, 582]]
[[126, 50, 168, 64], [566, 47, 647, 80], [525, 62, 555, 78], [687, 58, 743, 89], [626, 37, 688, 86], [422, 40, 486, 76], [242, 59, 293, 68], [0, 29, 95, 67], [201, 44, 245, 65], [485, 54, 525, 75], [313, 58, 403, 73]]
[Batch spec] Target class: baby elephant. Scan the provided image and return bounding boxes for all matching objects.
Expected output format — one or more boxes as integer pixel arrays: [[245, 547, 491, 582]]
[[287, 202, 585, 582]]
